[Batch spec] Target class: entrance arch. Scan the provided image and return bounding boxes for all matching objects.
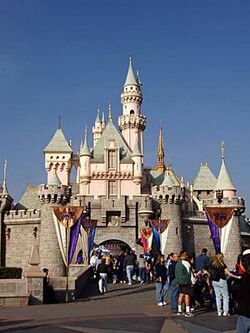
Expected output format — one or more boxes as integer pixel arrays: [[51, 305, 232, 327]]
[[98, 239, 131, 256]]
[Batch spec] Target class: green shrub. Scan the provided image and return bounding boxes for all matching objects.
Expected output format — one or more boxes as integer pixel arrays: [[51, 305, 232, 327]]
[[0, 267, 22, 279]]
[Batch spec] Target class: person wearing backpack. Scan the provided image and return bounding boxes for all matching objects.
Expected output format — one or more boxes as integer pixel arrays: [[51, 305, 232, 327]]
[[209, 253, 241, 317]]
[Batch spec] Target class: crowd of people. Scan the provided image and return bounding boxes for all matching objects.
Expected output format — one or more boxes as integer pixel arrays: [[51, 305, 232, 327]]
[[90, 247, 250, 333]]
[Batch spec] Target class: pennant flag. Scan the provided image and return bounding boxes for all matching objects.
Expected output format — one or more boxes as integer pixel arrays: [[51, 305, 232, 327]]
[[206, 213, 221, 253], [140, 227, 152, 254], [205, 207, 234, 229]]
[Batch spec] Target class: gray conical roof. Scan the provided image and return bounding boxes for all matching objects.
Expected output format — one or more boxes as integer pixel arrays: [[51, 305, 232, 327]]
[[160, 168, 180, 187], [124, 57, 138, 86], [44, 128, 73, 153], [132, 137, 142, 157], [193, 163, 217, 191], [214, 160, 235, 191], [48, 168, 61, 186], [80, 130, 91, 157], [95, 108, 101, 123]]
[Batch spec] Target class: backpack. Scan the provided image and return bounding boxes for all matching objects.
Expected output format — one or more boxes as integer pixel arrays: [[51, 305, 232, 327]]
[[208, 265, 220, 282]]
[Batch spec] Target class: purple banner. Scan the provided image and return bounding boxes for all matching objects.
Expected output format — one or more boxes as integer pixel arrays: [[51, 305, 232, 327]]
[[68, 215, 82, 264], [206, 213, 220, 253]]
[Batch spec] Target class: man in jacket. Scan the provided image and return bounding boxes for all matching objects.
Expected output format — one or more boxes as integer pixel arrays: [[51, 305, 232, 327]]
[[175, 250, 193, 317]]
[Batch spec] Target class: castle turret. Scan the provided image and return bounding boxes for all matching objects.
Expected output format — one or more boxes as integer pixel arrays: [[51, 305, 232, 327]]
[[92, 107, 103, 147], [131, 137, 143, 185], [214, 141, 236, 199], [79, 128, 91, 194], [119, 57, 146, 156], [44, 124, 73, 186], [151, 166, 183, 255]]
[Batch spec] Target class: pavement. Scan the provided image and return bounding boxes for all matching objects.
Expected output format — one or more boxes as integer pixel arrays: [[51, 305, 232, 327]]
[[0, 280, 238, 333]]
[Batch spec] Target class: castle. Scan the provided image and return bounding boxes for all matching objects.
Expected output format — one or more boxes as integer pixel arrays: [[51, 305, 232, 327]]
[[0, 58, 247, 278]]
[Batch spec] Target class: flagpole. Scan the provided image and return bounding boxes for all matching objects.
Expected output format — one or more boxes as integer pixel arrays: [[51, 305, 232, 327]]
[[65, 220, 69, 303]]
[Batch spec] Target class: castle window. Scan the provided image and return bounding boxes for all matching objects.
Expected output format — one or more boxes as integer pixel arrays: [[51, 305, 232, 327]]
[[108, 181, 116, 195], [108, 150, 116, 169], [50, 156, 53, 159], [130, 110, 134, 115]]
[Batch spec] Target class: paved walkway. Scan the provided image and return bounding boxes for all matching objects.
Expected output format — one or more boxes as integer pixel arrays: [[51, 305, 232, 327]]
[[0, 280, 238, 333]]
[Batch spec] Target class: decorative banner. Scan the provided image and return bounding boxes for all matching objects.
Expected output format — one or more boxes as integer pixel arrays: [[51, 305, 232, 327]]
[[53, 207, 84, 265], [53, 206, 84, 228], [81, 218, 98, 260], [140, 227, 153, 254], [205, 207, 234, 229], [151, 224, 161, 255], [151, 219, 170, 233], [206, 213, 221, 253], [220, 216, 233, 254]]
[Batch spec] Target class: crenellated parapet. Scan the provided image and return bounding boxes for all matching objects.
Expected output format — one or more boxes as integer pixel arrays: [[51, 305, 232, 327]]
[[120, 90, 143, 104], [4, 209, 41, 223], [152, 185, 185, 205], [204, 197, 245, 214], [118, 114, 146, 131], [38, 184, 71, 205]]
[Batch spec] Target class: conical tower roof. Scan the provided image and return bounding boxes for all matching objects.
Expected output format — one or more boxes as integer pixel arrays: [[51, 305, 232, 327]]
[[132, 137, 142, 157], [193, 163, 217, 191], [80, 128, 91, 157], [214, 142, 235, 191], [95, 107, 101, 123], [124, 56, 138, 86], [48, 168, 61, 186], [44, 128, 72, 153], [160, 167, 180, 187], [214, 160, 235, 191]]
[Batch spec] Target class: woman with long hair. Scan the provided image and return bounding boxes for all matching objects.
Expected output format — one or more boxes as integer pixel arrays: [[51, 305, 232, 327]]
[[209, 252, 241, 316], [154, 254, 169, 306]]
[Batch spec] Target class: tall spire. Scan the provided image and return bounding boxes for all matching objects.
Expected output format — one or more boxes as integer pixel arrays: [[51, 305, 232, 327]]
[[221, 140, 225, 161], [156, 125, 165, 171], [2, 160, 8, 195], [124, 56, 138, 86], [58, 115, 61, 129], [80, 126, 91, 156], [108, 102, 112, 123], [214, 141, 235, 191], [95, 106, 101, 124]]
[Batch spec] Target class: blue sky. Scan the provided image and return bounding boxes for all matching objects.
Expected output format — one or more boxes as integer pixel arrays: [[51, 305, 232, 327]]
[[0, 0, 250, 213]]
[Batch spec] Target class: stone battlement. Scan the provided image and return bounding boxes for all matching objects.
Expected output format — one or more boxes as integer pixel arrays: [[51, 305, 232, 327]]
[[4, 209, 41, 221], [38, 184, 71, 204], [204, 197, 245, 208], [152, 186, 184, 205]]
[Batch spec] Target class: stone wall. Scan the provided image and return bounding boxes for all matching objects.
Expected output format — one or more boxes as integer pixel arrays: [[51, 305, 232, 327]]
[[4, 210, 41, 272]]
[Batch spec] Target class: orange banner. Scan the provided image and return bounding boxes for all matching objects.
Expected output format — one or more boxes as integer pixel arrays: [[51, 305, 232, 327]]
[[53, 206, 84, 228], [205, 207, 234, 228]]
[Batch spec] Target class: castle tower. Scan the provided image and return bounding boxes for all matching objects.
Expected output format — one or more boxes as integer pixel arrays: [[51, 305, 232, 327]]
[[44, 125, 73, 186], [92, 107, 103, 147], [79, 128, 91, 195], [131, 137, 143, 185], [119, 57, 146, 156], [214, 141, 236, 199], [152, 166, 183, 255]]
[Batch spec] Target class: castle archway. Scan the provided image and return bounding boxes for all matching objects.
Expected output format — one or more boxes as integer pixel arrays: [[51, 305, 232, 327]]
[[97, 239, 131, 256]]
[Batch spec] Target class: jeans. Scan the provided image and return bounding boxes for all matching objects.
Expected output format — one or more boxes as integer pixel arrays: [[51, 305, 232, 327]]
[[170, 278, 179, 311], [139, 267, 145, 282], [98, 273, 107, 293], [212, 279, 229, 314], [236, 315, 250, 333], [126, 265, 134, 284], [155, 281, 169, 304]]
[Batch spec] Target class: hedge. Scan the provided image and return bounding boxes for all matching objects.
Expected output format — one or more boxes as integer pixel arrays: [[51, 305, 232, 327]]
[[0, 267, 22, 279]]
